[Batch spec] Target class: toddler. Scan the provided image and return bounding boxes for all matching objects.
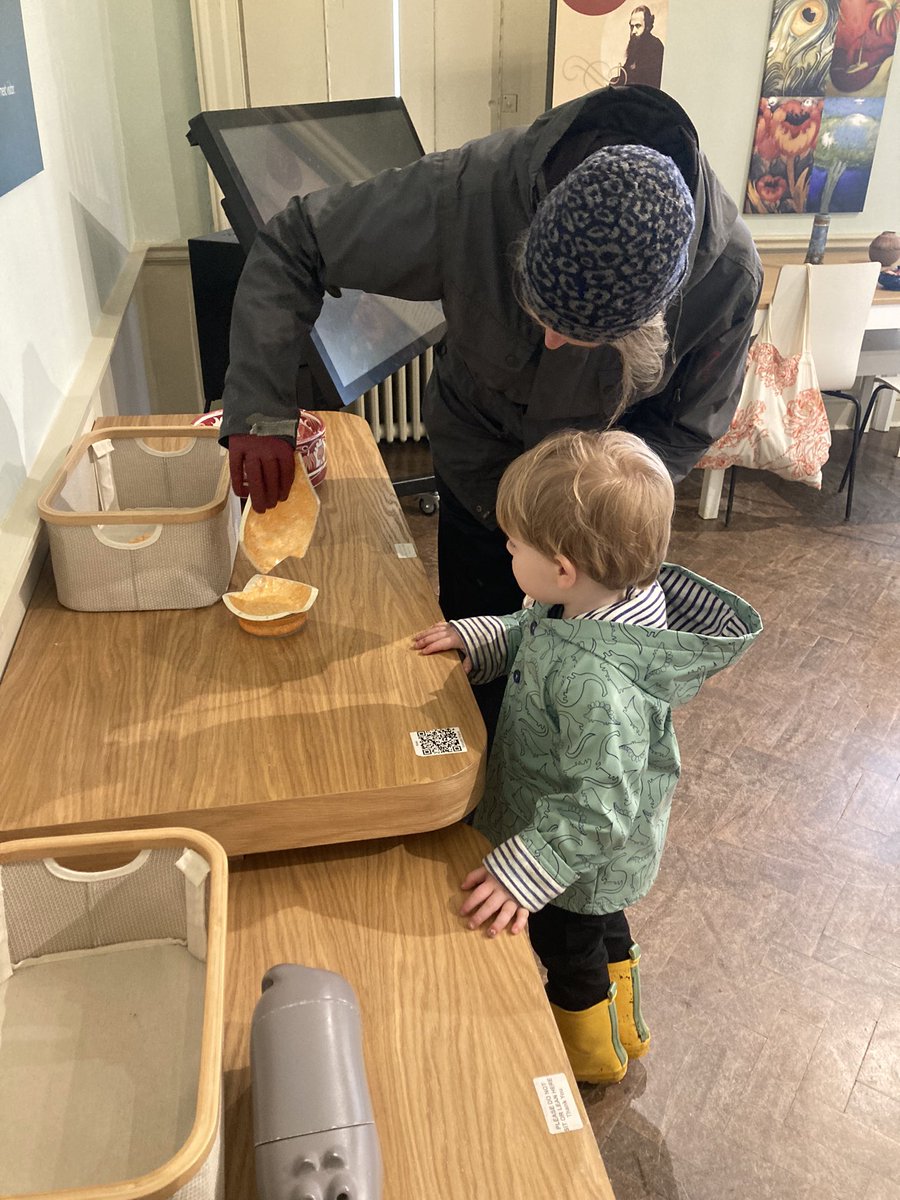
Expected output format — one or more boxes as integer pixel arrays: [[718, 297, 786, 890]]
[[414, 429, 761, 1084]]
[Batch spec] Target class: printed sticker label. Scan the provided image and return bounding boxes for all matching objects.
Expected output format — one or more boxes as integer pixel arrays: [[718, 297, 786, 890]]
[[410, 727, 467, 756], [533, 1073, 584, 1135]]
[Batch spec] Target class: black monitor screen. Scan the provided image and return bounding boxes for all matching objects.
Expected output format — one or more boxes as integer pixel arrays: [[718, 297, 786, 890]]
[[187, 99, 445, 407], [217, 108, 426, 224]]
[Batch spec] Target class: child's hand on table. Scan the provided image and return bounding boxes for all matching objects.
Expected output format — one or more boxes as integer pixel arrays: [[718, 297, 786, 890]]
[[460, 865, 529, 937], [412, 623, 471, 673]]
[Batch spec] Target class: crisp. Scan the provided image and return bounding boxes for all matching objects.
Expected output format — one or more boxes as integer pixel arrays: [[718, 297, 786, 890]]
[[240, 453, 320, 571], [222, 574, 319, 621]]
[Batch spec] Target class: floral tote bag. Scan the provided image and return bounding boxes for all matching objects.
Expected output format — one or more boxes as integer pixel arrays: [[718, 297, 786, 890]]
[[697, 266, 830, 488]]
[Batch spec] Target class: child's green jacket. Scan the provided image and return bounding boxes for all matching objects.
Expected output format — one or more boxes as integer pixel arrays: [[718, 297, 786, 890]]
[[453, 565, 762, 916]]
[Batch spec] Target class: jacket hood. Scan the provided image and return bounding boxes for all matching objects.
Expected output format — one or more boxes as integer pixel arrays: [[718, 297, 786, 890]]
[[518, 85, 740, 297], [541, 563, 762, 708]]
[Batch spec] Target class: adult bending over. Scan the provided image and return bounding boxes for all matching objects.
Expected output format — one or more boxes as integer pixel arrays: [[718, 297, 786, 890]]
[[221, 84, 761, 721]]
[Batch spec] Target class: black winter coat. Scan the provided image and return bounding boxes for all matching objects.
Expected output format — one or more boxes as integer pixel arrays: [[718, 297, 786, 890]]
[[221, 85, 762, 527]]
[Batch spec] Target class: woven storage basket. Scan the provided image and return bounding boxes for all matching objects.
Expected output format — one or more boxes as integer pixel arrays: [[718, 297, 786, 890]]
[[38, 426, 239, 612], [0, 827, 227, 1200]]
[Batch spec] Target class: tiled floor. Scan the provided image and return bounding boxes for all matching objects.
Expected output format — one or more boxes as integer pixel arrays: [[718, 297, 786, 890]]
[[382, 428, 900, 1200]]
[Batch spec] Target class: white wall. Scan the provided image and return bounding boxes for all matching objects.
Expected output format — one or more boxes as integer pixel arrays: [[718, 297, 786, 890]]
[[106, 0, 211, 243], [0, 0, 211, 526], [433, 0, 495, 149], [496, 0, 552, 133], [0, 2, 129, 525]]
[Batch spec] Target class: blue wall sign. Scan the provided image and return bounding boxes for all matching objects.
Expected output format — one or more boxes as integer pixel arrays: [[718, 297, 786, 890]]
[[0, 0, 43, 198]]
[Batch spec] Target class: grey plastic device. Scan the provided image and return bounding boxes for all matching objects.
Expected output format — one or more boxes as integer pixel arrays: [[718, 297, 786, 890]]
[[250, 964, 383, 1200]]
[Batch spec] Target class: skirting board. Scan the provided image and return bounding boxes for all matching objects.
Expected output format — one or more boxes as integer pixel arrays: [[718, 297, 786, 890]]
[[0, 246, 148, 679], [754, 234, 878, 255]]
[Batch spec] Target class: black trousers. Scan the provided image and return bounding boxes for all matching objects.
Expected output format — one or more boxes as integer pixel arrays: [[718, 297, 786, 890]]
[[434, 472, 523, 744], [528, 904, 633, 1011]]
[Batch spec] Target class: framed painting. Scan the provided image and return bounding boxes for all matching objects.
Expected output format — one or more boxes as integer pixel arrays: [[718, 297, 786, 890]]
[[745, 0, 898, 215], [547, 0, 670, 108]]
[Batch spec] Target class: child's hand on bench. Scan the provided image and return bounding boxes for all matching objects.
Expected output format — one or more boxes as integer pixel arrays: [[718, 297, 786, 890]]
[[459, 865, 529, 938], [411, 622, 471, 673]]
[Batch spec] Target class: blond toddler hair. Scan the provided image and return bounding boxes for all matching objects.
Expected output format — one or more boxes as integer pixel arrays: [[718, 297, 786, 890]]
[[496, 429, 674, 590]]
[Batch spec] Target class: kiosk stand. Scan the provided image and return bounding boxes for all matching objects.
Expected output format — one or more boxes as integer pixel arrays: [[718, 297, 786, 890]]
[[187, 97, 444, 506]]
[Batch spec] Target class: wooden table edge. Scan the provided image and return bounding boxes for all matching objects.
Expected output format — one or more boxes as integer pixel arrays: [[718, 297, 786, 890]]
[[0, 755, 485, 855]]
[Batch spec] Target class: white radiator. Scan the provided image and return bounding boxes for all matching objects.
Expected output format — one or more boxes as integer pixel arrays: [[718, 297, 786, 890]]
[[347, 347, 433, 443]]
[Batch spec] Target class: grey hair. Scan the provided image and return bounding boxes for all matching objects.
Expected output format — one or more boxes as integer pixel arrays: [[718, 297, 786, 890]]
[[511, 233, 669, 426], [605, 312, 668, 424]]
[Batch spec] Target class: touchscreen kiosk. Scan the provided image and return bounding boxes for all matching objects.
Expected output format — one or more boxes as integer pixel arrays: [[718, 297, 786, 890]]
[[187, 98, 446, 409]]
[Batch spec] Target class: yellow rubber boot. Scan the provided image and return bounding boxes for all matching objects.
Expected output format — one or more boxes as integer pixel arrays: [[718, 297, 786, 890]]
[[550, 984, 628, 1085], [608, 943, 651, 1059]]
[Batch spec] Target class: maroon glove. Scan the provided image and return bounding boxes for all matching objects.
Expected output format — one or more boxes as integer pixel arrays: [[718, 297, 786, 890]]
[[228, 435, 295, 513]]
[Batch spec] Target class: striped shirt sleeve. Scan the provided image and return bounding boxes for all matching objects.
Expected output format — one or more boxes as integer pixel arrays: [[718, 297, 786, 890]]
[[484, 835, 566, 911], [449, 615, 512, 684]]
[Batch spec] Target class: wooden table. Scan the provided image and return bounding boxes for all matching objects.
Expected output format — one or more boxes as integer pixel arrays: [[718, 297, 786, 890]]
[[1, 416, 613, 1197], [0, 412, 485, 853], [224, 823, 614, 1199]]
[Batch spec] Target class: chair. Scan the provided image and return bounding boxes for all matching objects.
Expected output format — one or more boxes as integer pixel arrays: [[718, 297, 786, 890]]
[[725, 260, 880, 523], [837, 329, 900, 497]]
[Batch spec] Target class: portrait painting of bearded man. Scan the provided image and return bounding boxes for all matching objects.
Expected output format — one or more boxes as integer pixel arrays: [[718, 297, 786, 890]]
[[612, 5, 665, 87]]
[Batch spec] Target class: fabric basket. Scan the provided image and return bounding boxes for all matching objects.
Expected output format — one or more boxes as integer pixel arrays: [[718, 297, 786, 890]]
[[0, 827, 227, 1200], [38, 426, 240, 611], [697, 264, 830, 488]]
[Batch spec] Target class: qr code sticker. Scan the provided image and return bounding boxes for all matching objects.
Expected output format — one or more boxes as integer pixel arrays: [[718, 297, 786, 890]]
[[410, 727, 468, 756]]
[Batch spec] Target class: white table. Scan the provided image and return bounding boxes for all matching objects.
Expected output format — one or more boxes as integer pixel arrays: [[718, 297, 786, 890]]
[[857, 326, 900, 432]]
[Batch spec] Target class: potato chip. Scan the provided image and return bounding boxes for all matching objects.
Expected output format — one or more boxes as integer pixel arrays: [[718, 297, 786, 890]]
[[222, 574, 319, 620], [240, 453, 320, 571]]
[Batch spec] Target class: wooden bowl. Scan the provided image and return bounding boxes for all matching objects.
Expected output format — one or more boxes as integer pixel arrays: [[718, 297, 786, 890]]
[[223, 575, 318, 637], [236, 611, 308, 638]]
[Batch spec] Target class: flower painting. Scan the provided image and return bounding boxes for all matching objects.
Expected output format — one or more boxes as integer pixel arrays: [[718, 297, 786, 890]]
[[747, 97, 824, 213], [745, 0, 897, 214]]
